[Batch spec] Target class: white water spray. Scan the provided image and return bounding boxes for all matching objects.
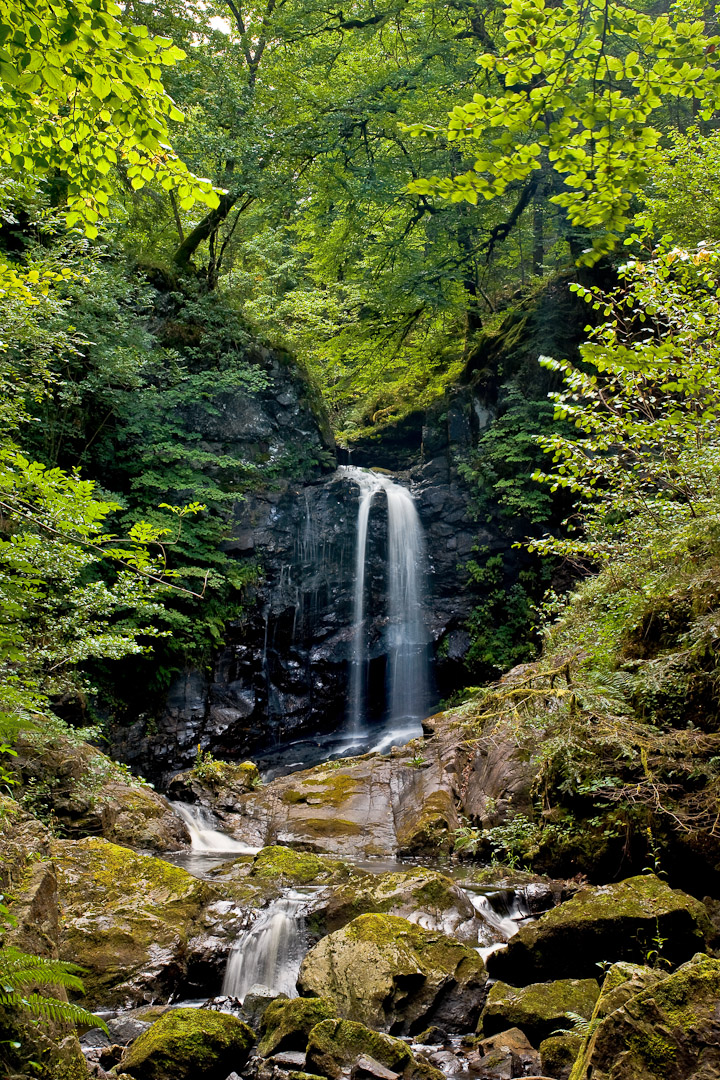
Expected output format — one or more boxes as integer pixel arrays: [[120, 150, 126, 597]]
[[172, 801, 257, 854]]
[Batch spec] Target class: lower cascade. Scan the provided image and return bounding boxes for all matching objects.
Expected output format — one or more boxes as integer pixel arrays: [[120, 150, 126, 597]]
[[342, 465, 432, 748], [172, 801, 257, 854], [222, 889, 315, 1000]]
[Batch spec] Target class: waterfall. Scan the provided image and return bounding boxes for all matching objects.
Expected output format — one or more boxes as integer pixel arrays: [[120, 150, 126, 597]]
[[172, 801, 257, 854], [347, 471, 384, 733], [342, 466, 431, 742], [222, 890, 312, 1000]]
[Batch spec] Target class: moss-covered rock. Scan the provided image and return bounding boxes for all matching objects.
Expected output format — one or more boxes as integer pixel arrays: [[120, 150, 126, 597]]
[[258, 998, 338, 1057], [0, 796, 58, 957], [320, 866, 479, 942], [395, 791, 457, 856], [488, 874, 712, 984], [14, 732, 189, 852], [540, 1033, 583, 1080], [53, 836, 213, 1006], [592, 962, 669, 1020], [250, 846, 355, 887], [167, 760, 261, 812], [297, 913, 487, 1034], [570, 953, 720, 1080], [120, 1007, 254, 1080], [305, 1019, 443, 1080], [479, 978, 600, 1045]]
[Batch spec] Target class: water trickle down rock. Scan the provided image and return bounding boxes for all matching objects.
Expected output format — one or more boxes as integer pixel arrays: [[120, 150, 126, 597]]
[[222, 889, 316, 1001]]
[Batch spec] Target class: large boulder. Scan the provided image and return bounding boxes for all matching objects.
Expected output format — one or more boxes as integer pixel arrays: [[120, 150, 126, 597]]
[[248, 845, 357, 888], [320, 866, 480, 941], [53, 837, 213, 1006], [259, 998, 338, 1057], [305, 1019, 443, 1080], [0, 796, 58, 957], [570, 953, 720, 1079], [14, 733, 189, 852], [119, 1007, 254, 1080], [479, 979, 600, 1045], [591, 962, 669, 1019], [297, 913, 487, 1035], [488, 874, 711, 983]]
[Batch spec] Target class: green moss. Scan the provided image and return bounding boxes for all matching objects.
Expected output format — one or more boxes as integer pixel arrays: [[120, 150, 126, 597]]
[[121, 1007, 254, 1080], [250, 846, 350, 884], [259, 997, 337, 1056], [480, 979, 599, 1043], [342, 913, 484, 978], [539, 1033, 583, 1079], [52, 837, 210, 1004], [298, 774, 360, 806], [306, 1019, 443, 1080], [627, 1032, 677, 1068], [396, 792, 455, 855]]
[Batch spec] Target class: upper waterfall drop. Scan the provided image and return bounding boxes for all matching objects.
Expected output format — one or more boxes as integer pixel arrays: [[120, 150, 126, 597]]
[[342, 466, 432, 746]]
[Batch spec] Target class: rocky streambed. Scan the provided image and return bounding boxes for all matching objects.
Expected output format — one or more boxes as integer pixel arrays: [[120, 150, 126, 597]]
[[3, 711, 720, 1080]]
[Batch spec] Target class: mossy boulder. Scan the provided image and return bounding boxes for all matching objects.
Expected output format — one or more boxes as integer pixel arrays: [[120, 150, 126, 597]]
[[305, 1019, 443, 1080], [488, 874, 711, 984], [250, 846, 355, 887], [320, 866, 479, 942], [120, 1007, 254, 1080], [258, 998, 338, 1057], [592, 962, 669, 1020], [479, 978, 600, 1045], [395, 790, 457, 857], [167, 760, 261, 812], [14, 733, 188, 852], [0, 797, 58, 958], [53, 836, 213, 1006], [297, 913, 487, 1035], [570, 953, 720, 1080], [540, 1033, 583, 1080]]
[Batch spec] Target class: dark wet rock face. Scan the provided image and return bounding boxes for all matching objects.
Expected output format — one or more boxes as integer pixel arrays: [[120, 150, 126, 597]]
[[106, 356, 486, 782]]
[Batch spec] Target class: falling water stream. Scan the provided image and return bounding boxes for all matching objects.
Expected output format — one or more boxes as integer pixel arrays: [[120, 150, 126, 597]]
[[172, 801, 257, 855], [342, 466, 431, 748], [222, 888, 317, 1000]]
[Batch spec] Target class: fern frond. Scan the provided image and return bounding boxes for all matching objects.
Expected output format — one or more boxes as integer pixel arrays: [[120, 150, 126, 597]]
[[0, 948, 86, 992], [16, 993, 107, 1031], [0, 946, 107, 1033]]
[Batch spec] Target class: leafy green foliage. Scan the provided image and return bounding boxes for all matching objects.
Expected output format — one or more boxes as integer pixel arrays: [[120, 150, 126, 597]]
[[411, 0, 720, 262], [0, 0, 218, 236], [531, 247, 720, 564]]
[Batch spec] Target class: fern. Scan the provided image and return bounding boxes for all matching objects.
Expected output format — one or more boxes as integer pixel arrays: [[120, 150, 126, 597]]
[[552, 1011, 602, 1038], [0, 946, 107, 1033]]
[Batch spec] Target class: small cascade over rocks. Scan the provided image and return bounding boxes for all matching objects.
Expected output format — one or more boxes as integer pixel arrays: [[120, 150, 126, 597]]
[[172, 801, 257, 854], [342, 465, 432, 749], [222, 888, 317, 1001]]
